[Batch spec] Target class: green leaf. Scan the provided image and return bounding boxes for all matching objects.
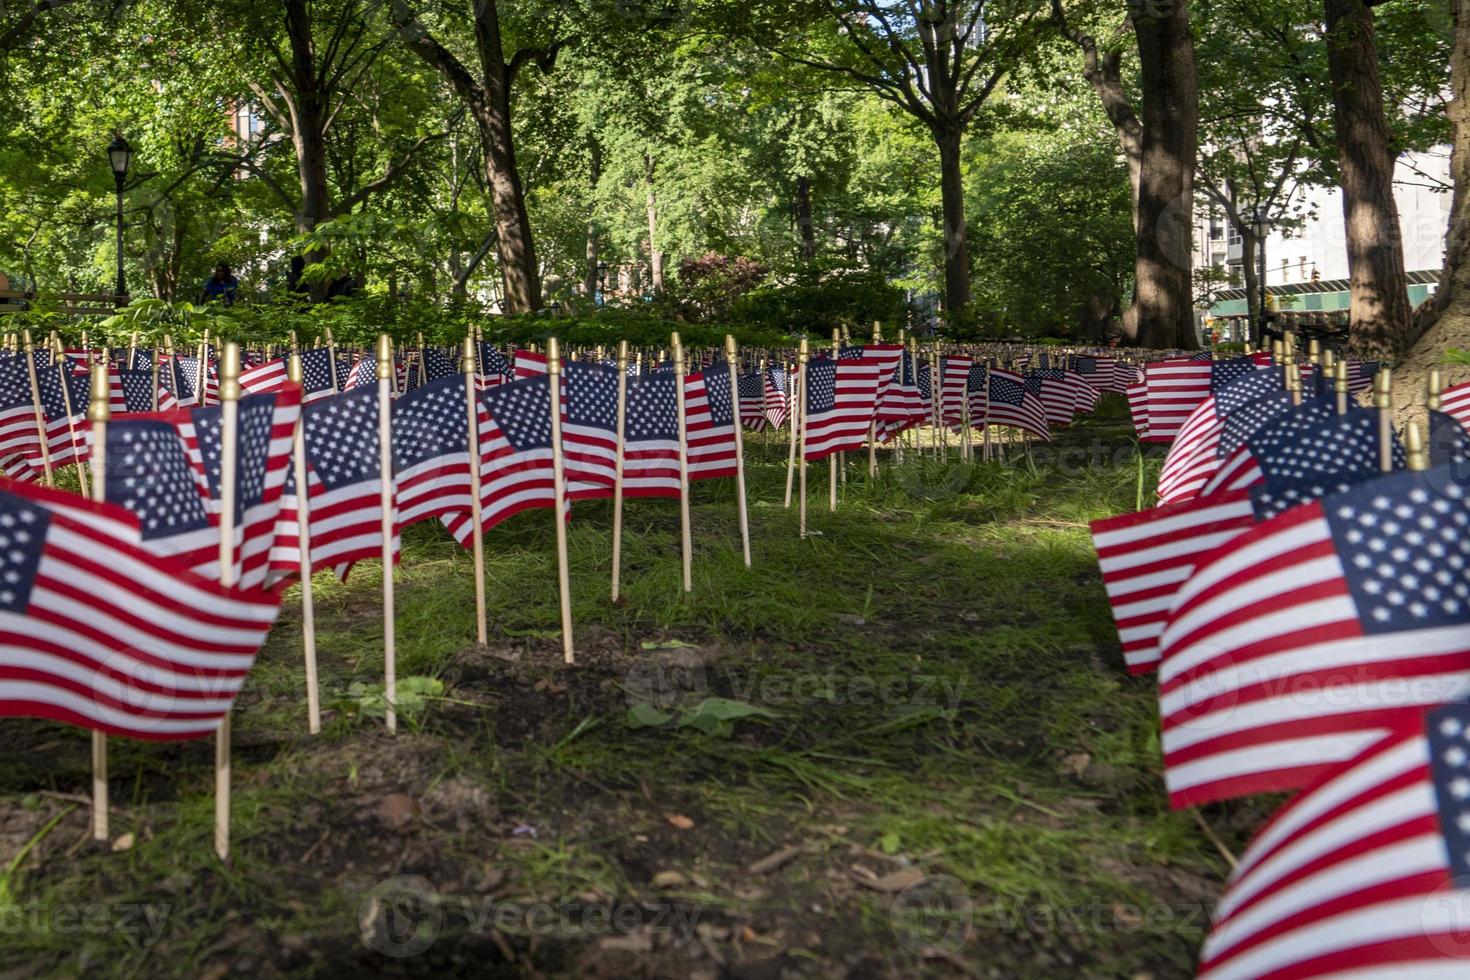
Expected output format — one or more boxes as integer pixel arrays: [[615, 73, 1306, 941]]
[[675, 697, 779, 737], [626, 703, 676, 729], [639, 639, 699, 650]]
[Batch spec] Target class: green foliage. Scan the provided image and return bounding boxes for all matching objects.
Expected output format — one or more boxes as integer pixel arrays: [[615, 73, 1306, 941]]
[[729, 271, 909, 337], [625, 697, 780, 738]]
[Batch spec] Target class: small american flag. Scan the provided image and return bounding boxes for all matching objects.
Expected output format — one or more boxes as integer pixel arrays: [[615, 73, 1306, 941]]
[[1142, 357, 1213, 443], [476, 342, 511, 390], [0, 477, 281, 740], [685, 363, 741, 481], [763, 367, 789, 430], [1158, 465, 1470, 808], [1126, 381, 1149, 439], [622, 373, 681, 498], [267, 385, 398, 585], [1196, 702, 1470, 978], [985, 368, 1051, 441], [1442, 380, 1470, 433], [392, 376, 474, 527], [801, 346, 902, 460], [736, 371, 768, 432], [1429, 409, 1470, 467], [560, 361, 621, 498], [239, 348, 340, 403], [1157, 366, 1279, 504]]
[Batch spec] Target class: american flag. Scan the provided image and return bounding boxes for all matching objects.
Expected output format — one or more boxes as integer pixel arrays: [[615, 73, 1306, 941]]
[[158, 355, 197, 408], [343, 354, 380, 391], [392, 376, 475, 527], [1157, 466, 1470, 808], [1156, 365, 1278, 504], [1075, 355, 1118, 393], [476, 342, 511, 390], [1126, 381, 1149, 439], [559, 361, 620, 498], [117, 370, 178, 413], [1204, 400, 1392, 497], [1141, 357, 1214, 443], [1030, 368, 1076, 428], [175, 354, 218, 406], [1090, 490, 1258, 674], [1196, 703, 1470, 978], [176, 387, 301, 590], [0, 477, 281, 740], [267, 385, 397, 584], [513, 349, 548, 379], [685, 363, 741, 481], [801, 346, 902, 460], [441, 374, 560, 545], [876, 353, 926, 439], [239, 348, 340, 403], [1442, 380, 1470, 433], [1348, 359, 1380, 396], [622, 373, 681, 498], [736, 371, 768, 432], [28, 357, 92, 471], [763, 367, 790, 430], [1429, 409, 1470, 467], [938, 355, 974, 427], [104, 415, 221, 574], [0, 354, 48, 473], [985, 368, 1051, 441], [421, 347, 459, 383]]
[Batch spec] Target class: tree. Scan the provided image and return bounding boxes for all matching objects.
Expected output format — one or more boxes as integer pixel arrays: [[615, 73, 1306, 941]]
[[1324, 0, 1416, 357], [1052, 0, 1199, 348], [390, 0, 571, 312], [746, 0, 1045, 316]]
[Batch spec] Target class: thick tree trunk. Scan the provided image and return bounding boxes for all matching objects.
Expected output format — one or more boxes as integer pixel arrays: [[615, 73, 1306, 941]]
[[284, 0, 333, 301], [644, 152, 663, 294], [934, 125, 972, 314], [795, 175, 816, 263], [1326, 0, 1416, 357], [1438, 0, 1470, 321], [1130, 0, 1200, 350]]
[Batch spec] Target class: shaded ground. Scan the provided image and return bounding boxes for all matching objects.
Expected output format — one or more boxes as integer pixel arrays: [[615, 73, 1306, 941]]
[[0, 400, 1259, 978]]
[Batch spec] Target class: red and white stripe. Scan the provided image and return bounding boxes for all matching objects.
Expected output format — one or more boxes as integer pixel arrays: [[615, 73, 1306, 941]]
[[684, 371, 739, 481], [1089, 490, 1256, 674], [1197, 714, 1470, 979], [1156, 396, 1226, 503], [0, 479, 281, 741], [1142, 358, 1213, 443], [802, 347, 903, 460], [1441, 380, 1470, 433]]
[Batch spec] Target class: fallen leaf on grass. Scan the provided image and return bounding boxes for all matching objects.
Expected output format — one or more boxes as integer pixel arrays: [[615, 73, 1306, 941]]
[[664, 813, 695, 830], [651, 870, 688, 889], [110, 832, 134, 853], [746, 843, 803, 875]]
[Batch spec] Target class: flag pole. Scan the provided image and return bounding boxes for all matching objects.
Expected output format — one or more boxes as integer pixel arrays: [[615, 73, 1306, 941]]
[[798, 339, 810, 539], [325, 328, 339, 394], [1428, 368, 1443, 414], [462, 335, 488, 646], [829, 329, 840, 511], [416, 332, 429, 387], [1334, 360, 1350, 416], [215, 342, 241, 861], [86, 363, 110, 841], [1374, 367, 1394, 473], [868, 321, 881, 478], [53, 337, 89, 499], [285, 353, 321, 734], [784, 352, 800, 508], [724, 336, 752, 567], [672, 333, 694, 592], [21, 331, 53, 485], [545, 337, 576, 661], [127, 330, 138, 373], [1405, 419, 1428, 471], [611, 340, 629, 602], [375, 335, 397, 732]]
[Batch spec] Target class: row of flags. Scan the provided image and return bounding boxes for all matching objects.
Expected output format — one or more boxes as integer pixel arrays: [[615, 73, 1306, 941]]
[[1091, 343, 1470, 976], [0, 326, 1171, 862]]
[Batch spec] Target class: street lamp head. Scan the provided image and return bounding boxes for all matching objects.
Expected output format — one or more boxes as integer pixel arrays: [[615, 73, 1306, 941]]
[[550, 300, 561, 315], [596, 260, 608, 276], [107, 134, 133, 179], [1252, 205, 1269, 240]]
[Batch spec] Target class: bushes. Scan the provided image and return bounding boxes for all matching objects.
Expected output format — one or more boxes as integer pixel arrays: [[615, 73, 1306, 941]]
[[729, 271, 909, 338]]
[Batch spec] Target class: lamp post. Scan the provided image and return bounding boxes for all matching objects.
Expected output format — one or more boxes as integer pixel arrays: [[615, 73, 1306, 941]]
[[596, 261, 608, 307], [1252, 206, 1270, 347], [550, 300, 561, 317], [107, 135, 133, 307]]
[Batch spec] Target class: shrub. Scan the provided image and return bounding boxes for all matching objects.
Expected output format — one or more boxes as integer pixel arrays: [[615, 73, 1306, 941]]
[[729, 271, 908, 338]]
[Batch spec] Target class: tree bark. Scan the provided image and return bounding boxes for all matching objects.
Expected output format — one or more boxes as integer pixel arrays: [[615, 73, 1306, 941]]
[[391, 0, 544, 312], [934, 124, 972, 314], [1326, 0, 1416, 357], [1436, 0, 1470, 322], [583, 140, 601, 298], [644, 152, 663, 294], [1129, 0, 1200, 350], [795, 175, 816, 262]]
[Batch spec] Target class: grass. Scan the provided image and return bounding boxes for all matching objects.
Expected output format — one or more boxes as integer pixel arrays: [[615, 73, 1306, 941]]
[[0, 398, 1253, 978]]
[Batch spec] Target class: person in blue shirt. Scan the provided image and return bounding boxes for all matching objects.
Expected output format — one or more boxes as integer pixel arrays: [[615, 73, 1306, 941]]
[[201, 263, 239, 306]]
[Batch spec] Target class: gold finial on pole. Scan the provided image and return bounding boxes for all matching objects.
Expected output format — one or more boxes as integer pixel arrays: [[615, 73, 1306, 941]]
[[376, 334, 393, 380], [1427, 368, 1443, 412], [1333, 360, 1350, 416], [1374, 367, 1394, 473], [1405, 420, 1428, 472]]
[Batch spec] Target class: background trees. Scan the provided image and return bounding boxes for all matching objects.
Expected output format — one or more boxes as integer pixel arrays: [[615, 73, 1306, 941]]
[[0, 0, 1457, 349]]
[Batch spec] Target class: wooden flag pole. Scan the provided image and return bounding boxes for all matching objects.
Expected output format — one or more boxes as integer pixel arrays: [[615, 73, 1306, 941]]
[[611, 340, 629, 602], [195, 329, 209, 406], [798, 339, 810, 539], [86, 364, 110, 841], [416, 332, 429, 387], [784, 352, 800, 508], [127, 330, 138, 372], [867, 321, 881, 478], [374, 335, 398, 732], [215, 342, 241, 861], [672, 333, 694, 592], [21, 331, 53, 485], [545, 338, 576, 661], [724, 335, 752, 567], [285, 353, 322, 734], [1374, 367, 1394, 473], [1334, 361, 1350, 416], [462, 336, 488, 646], [53, 337, 90, 499], [325, 328, 339, 393], [829, 329, 841, 510]]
